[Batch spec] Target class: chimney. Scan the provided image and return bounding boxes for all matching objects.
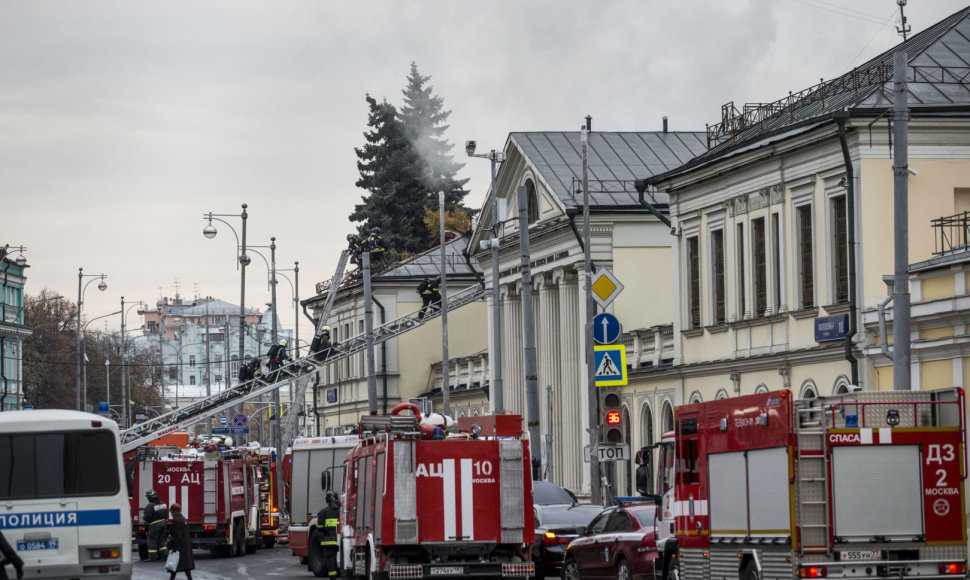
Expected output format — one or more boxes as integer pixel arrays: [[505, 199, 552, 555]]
[[663, 116, 668, 133], [585, 115, 592, 131]]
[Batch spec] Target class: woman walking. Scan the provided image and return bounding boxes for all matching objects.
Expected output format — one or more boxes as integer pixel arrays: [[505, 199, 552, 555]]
[[166, 503, 195, 580]]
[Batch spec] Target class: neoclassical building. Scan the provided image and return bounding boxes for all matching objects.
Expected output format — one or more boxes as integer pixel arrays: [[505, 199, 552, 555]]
[[467, 128, 708, 495]]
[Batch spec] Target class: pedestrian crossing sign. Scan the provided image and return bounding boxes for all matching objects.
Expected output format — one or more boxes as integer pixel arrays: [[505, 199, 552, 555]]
[[594, 344, 627, 387]]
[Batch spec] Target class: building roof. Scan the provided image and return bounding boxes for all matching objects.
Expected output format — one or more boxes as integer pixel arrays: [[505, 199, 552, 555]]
[[649, 6, 970, 184], [510, 131, 709, 209]]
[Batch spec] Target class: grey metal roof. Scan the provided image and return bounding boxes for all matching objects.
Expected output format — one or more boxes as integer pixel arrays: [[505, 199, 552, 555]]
[[174, 298, 259, 317], [376, 235, 480, 281], [651, 6, 970, 183], [510, 131, 709, 209]]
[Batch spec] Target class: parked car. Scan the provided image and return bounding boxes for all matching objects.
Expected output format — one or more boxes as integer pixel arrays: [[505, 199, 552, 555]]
[[534, 503, 604, 578], [534, 481, 579, 505], [561, 501, 658, 580]]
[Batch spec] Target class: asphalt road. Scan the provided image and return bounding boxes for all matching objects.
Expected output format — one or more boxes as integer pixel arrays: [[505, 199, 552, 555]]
[[131, 544, 308, 579]]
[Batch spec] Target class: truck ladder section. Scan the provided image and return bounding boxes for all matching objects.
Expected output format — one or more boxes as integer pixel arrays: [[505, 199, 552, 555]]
[[281, 283, 487, 446], [123, 283, 487, 453], [793, 399, 830, 554], [314, 250, 350, 335], [792, 388, 964, 555]]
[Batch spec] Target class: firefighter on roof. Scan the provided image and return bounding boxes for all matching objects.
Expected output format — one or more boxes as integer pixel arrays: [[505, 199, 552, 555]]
[[143, 490, 169, 561], [311, 490, 341, 578]]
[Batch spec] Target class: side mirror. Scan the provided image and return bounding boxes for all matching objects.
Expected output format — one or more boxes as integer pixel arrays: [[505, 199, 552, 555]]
[[321, 471, 332, 491]]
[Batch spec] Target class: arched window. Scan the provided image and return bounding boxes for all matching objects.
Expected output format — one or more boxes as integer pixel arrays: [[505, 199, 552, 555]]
[[833, 375, 852, 395], [526, 180, 539, 224], [800, 380, 819, 399], [661, 400, 674, 434], [755, 383, 769, 394], [689, 391, 703, 404], [715, 388, 730, 400], [639, 403, 654, 448]]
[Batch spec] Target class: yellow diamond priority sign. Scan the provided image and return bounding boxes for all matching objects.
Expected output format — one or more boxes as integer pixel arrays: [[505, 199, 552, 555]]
[[591, 267, 624, 309]]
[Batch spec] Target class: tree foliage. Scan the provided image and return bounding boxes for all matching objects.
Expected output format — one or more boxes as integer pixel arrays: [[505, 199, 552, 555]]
[[351, 63, 471, 256], [352, 94, 432, 254], [399, 62, 470, 211], [23, 290, 160, 417], [423, 206, 473, 235]]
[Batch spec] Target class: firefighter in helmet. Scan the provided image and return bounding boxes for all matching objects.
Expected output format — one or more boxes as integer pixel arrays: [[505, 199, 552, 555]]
[[311, 490, 341, 578], [142, 489, 169, 561], [310, 326, 335, 362]]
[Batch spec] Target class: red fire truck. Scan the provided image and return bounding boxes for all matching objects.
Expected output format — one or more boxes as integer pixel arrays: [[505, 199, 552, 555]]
[[306, 404, 536, 579], [130, 444, 263, 559], [640, 387, 968, 580]]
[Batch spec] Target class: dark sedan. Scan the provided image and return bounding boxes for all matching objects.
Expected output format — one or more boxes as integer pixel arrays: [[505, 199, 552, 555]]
[[534, 503, 604, 578], [561, 502, 658, 580]]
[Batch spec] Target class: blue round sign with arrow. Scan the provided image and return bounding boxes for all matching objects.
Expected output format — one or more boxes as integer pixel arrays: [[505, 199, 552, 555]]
[[593, 312, 622, 345]]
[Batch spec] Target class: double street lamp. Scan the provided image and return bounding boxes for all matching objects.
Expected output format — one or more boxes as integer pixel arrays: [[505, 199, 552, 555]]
[[465, 141, 505, 413], [76, 268, 107, 411], [203, 204, 248, 392]]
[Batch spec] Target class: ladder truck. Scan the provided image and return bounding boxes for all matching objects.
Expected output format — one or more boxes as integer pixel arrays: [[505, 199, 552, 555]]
[[639, 387, 968, 580], [305, 404, 536, 579]]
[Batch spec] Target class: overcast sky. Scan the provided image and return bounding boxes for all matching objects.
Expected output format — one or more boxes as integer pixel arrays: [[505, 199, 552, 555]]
[[2, 0, 966, 344]]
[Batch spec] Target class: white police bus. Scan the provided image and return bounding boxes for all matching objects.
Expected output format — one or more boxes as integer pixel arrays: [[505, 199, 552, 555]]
[[0, 410, 132, 578]]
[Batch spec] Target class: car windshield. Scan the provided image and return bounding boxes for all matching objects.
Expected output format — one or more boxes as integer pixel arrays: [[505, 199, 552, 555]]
[[533, 482, 575, 505], [539, 505, 602, 526]]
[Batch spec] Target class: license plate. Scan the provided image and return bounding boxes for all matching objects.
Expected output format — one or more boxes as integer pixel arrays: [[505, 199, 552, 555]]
[[840, 550, 881, 561], [429, 566, 464, 575], [18, 539, 58, 551]]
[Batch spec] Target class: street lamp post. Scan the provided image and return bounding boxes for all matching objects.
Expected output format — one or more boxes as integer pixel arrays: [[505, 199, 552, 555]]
[[203, 204, 249, 406], [76, 268, 108, 411], [465, 142, 505, 413], [120, 297, 144, 428], [82, 309, 121, 411]]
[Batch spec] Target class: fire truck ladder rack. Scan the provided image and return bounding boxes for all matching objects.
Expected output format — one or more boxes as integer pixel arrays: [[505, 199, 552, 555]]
[[281, 282, 487, 447], [793, 400, 830, 554]]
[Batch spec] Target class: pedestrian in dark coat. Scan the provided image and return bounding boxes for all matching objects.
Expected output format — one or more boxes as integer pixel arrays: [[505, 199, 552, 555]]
[[167, 503, 195, 579], [0, 528, 24, 580]]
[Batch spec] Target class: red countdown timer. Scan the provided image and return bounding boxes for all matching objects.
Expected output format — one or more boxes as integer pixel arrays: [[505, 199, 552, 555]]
[[606, 410, 622, 425]]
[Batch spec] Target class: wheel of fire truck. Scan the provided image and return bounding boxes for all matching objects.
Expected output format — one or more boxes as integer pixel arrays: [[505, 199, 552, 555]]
[[232, 519, 246, 557], [616, 558, 631, 580], [560, 556, 579, 580], [665, 553, 679, 580], [307, 530, 327, 578], [262, 536, 276, 549], [742, 560, 760, 580]]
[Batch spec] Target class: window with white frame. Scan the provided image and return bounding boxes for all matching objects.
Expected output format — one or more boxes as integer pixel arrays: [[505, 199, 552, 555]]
[[796, 204, 815, 309], [831, 194, 848, 304], [711, 229, 726, 325], [752, 217, 767, 317], [687, 236, 701, 328]]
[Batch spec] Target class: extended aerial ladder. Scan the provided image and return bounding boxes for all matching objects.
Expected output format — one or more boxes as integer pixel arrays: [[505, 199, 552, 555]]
[[122, 253, 486, 452]]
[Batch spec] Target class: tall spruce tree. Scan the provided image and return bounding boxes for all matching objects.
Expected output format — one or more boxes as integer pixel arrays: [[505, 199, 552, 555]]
[[399, 62, 470, 211], [351, 94, 432, 254]]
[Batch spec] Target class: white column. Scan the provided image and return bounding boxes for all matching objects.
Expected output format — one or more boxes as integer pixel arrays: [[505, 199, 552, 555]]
[[555, 267, 583, 492], [536, 273, 560, 480]]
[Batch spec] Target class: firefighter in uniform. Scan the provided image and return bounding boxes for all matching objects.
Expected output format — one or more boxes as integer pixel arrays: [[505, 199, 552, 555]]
[[310, 326, 334, 362], [311, 490, 341, 578], [417, 278, 434, 319], [266, 339, 289, 381], [429, 277, 442, 314], [143, 490, 169, 561]]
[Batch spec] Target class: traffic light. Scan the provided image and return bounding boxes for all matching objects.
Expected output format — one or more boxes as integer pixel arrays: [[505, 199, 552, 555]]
[[601, 391, 625, 445]]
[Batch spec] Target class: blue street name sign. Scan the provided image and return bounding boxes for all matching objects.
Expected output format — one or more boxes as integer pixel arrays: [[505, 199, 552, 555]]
[[815, 314, 849, 343], [593, 313, 622, 345], [212, 427, 230, 435], [231, 427, 249, 435]]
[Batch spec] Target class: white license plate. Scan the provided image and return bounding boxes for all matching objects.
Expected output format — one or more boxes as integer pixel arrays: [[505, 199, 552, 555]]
[[429, 566, 464, 575], [18, 539, 58, 551], [840, 550, 881, 561]]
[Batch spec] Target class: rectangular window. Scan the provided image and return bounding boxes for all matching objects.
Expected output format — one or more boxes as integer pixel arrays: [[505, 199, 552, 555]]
[[169, 367, 177, 381], [737, 223, 746, 317], [771, 213, 781, 311], [189, 355, 196, 367], [753, 217, 767, 316], [687, 237, 701, 328], [712, 229, 725, 325], [189, 375, 196, 385], [797, 205, 815, 308], [832, 195, 848, 304], [0, 431, 120, 499]]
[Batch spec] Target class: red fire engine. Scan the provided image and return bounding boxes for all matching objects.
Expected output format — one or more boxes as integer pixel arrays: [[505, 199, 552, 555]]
[[306, 404, 536, 579], [129, 444, 264, 559], [640, 387, 968, 580]]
